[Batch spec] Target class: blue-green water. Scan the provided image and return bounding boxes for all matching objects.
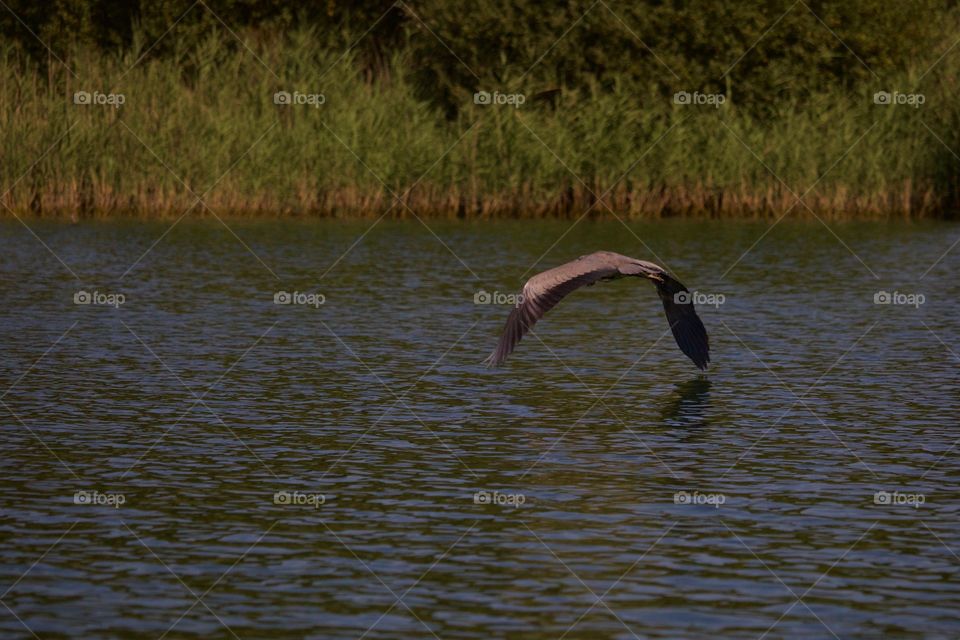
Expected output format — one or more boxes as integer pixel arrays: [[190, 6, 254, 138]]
[[1, 218, 958, 639]]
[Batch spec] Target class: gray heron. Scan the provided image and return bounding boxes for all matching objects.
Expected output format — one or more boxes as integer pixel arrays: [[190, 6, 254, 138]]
[[484, 251, 710, 370]]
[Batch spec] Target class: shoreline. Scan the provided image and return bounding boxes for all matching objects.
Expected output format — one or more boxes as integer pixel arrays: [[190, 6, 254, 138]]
[[3, 31, 958, 224], [1, 185, 950, 220]]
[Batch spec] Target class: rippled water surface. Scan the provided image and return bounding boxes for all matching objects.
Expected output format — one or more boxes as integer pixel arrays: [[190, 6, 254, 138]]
[[2, 218, 959, 639]]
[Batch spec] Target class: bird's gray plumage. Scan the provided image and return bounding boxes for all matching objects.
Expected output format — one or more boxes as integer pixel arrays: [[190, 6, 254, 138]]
[[484, 251, 710, 370]]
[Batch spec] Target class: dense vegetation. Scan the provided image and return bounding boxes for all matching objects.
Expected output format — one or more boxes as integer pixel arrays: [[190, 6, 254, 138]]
[[2, 1, 959, 217]]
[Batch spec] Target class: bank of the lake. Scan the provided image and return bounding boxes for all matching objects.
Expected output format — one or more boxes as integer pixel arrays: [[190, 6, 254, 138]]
[[2, 30, 959, 220]]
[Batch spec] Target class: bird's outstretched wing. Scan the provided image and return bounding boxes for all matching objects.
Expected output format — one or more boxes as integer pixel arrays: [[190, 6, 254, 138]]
[[651, 271, 711, 370], [483, 252, 620, 367], [484, 251, 710, 370]]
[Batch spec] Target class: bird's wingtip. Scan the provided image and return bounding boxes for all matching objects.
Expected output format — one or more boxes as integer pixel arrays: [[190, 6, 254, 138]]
[[692, 351, 710, 371]]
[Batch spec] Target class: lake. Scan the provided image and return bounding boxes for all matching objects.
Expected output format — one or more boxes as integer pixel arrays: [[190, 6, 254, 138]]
[[1, 218, 958, 639]]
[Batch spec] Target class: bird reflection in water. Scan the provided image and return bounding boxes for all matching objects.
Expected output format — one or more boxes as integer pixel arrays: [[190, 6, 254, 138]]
[[661, 376, 712, 428]]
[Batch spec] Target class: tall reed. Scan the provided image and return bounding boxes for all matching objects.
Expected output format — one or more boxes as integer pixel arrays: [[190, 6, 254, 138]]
[[1, 29, 957, 219]]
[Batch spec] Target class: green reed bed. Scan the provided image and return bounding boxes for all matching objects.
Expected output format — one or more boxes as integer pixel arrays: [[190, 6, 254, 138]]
[[1, 30, 958, 219]]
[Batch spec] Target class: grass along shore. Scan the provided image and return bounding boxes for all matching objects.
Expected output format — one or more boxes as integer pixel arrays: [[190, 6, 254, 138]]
[[2, 32, 959, 220]]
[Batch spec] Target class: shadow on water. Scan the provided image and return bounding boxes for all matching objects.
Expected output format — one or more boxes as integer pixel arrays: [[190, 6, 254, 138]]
[[660, 376, 712, 428]]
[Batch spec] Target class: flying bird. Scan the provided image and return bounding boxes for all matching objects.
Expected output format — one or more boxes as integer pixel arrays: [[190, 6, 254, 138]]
[[484, 251, 710, 370]]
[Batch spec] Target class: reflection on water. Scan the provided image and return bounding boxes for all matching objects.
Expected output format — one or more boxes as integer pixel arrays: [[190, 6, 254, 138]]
[[1, 218, 959, 639], [660, 376, 712, 427]]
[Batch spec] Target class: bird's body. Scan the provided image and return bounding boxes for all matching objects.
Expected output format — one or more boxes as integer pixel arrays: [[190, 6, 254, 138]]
[[484, 251, 710, 369]]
